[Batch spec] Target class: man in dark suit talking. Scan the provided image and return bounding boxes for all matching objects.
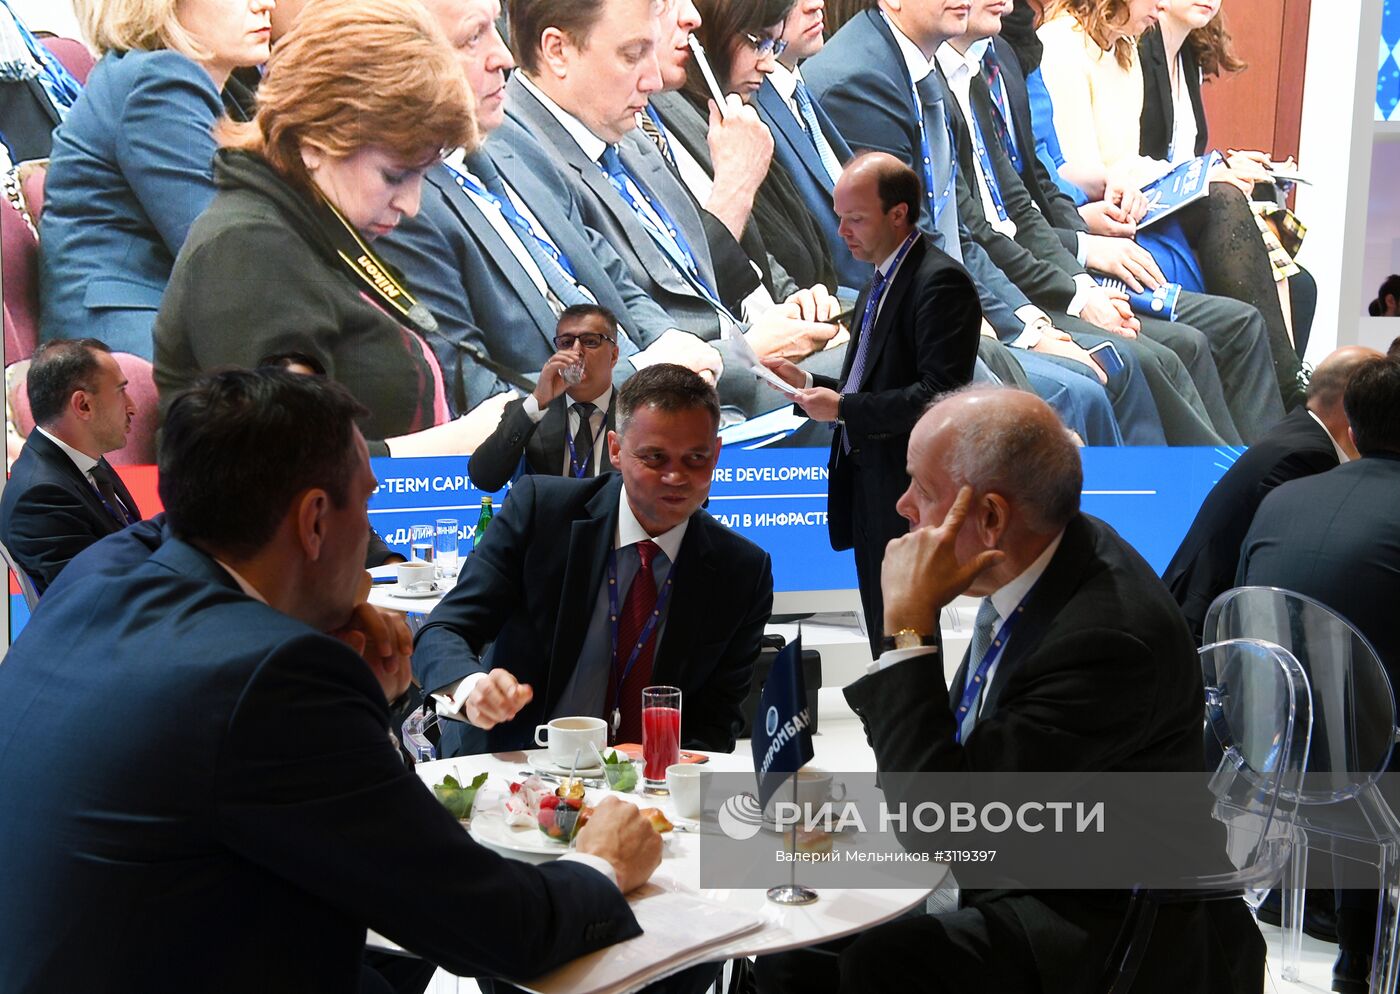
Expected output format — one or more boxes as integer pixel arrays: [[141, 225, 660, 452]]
[[765, 152, 981, 655], [0, 369, 659, 993], [416, 364, 773, 758], [468, 304, 624, 493], [0, 338, 140, 594]]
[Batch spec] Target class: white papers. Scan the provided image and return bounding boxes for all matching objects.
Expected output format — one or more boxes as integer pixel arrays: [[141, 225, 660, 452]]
[[518, 883, 765, 994], [721, 323, 802, 397]]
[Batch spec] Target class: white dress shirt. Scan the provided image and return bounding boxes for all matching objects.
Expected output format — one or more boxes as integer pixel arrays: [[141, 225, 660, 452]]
[[1166, 53, 1200, 164], [520, 385, 613, 477], [881, 14, 1052, 347], [35, 425, 101, 490], [869, 530, 1065, 713]]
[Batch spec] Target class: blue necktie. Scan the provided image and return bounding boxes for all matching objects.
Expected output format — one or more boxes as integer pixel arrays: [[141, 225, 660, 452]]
[[914, 75, 962, 261], [792, 79, 842, 184], [837, 265, 891, 452], [959, 598, 1001, 743], [980, 48, 1022, 174], [453, 155, 592, 309], [598, 145, 721, 305]]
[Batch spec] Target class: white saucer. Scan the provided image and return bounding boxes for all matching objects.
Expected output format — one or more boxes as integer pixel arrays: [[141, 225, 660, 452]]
[[526, 748, 604, 778], [388, 583, 440, 599]]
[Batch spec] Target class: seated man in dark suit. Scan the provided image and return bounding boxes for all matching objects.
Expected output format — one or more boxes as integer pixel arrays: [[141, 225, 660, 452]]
[[415, 365, 773, 758], [0, 369, 662, 993], [1164, 345, 1384, 642], [1239, 357, 1400, 991], [758, 386, 1262, 994], [0, 338, 140, 594], [469, 304, 623, 492]]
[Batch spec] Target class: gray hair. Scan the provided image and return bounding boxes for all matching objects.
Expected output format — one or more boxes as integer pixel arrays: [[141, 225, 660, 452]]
[[935, 386, 1082, 533]]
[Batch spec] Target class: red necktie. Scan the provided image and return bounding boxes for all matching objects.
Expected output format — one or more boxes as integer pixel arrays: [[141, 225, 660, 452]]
[[608, 540, 659, 744]]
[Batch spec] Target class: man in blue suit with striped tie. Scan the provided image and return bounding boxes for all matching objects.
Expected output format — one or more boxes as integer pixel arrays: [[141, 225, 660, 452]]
[[765, 153, 980, 655]]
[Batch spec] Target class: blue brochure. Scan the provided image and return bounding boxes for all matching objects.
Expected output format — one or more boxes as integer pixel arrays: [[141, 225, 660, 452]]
[[1137, 151, 1223, 229]]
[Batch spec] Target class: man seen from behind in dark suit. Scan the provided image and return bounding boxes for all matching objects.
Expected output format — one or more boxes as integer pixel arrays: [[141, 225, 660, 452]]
[[0, 369, 663, 993], [468, 304, 624, 492], [764, 152, 981, 656], [1164, 345, 1384, 643], [0, 338, 140, 594], [416, 364, 774, 758]]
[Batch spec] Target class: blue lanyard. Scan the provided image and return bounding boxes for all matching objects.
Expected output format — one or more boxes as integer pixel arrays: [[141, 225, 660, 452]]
[[968, 108, 1009, 223], [987, 70, 1022, 174], [88, 480, 130, 526], [599, 155, 722, 307], [606, 548, 677, 737], [856, 231, 917, 338], [442, 161, 579, 280], [953, 599, 1026, 744], [912, 83, 958, 226], [564, 412, 593, 478]]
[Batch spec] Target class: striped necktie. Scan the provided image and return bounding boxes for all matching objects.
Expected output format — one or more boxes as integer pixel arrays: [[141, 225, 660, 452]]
[[792, 79, 842, 184], [638, 106, 676, 168]]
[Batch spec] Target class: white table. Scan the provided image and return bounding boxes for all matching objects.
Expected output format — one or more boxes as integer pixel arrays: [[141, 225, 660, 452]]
[[410, 748, 937, 961], [369, 564, 457, 614]]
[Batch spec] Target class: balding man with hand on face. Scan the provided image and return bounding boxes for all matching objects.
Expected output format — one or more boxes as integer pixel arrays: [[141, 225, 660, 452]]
[[758, 386, 1261, 994]]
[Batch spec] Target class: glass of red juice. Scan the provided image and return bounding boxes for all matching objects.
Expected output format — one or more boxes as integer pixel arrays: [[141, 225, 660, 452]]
[[642, 686, 681, 792]]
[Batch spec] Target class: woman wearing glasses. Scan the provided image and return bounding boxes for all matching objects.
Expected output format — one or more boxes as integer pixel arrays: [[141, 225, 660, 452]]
[[467, 304, 623, 493], [648, 0, 838, 294], [153, 0, 509, 456]]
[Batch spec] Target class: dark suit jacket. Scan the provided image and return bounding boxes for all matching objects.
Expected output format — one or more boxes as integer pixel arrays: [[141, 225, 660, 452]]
[[845, 513, 1255, 994], [0, 430, 139, 594], [467, 392, 618, 494], [375, 119, 675, 413], [815, 233, 981, 551], [940, 67, 1082, 318], [0, 76, 62, 160], [754, 76, 869, 291], [506, 75, 761, 330], [1240, 454, 1400, 682], [989, 35, 1089, 241], [39, 49, 223, 359], [0, 538, 637, 993], [1139, 30, 1208, 161], [414, 474, 773, 757], [1163, 406, 1339, 642], [802, 9, 1038, 338], [650, 89, 831, 294]]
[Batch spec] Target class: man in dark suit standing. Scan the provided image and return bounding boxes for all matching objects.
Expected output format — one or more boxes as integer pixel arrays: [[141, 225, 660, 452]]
[[0, 369, 661, 993], [0, 338, 140, 593], [416, 365, 773, 758], [469, 305, 624, 492], [1165, 345, 1384, 642], [1238, 357, 1400, 991], [765, 153, 979, 655], [758, 386, 1261, 994]]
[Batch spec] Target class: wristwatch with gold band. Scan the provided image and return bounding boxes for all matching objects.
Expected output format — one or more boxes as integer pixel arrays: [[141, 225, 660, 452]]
[[881, 628, 939, 651]]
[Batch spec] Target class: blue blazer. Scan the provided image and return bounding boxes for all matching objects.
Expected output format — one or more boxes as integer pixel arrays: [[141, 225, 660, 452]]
[[414, 474, 773, 758], [0, 538, 638, 992], [754, 77, 868, 292], [376, 118, 676, 413], [39, 50, 222, 359], [803, 10, 1036, 338]]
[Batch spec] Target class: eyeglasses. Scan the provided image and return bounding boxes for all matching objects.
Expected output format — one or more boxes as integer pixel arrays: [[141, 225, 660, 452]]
[[741, 32, 789, 58], [553, 332, 616, 350]]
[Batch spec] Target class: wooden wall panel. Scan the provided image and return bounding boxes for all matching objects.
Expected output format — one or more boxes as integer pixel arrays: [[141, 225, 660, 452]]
[[1202, 0, 1311, 161]]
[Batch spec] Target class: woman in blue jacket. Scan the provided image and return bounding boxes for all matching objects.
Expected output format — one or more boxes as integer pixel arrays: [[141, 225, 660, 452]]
[[38, 0, 273, 359]]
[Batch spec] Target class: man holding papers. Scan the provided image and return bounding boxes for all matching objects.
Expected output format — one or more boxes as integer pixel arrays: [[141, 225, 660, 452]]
[[765, 153, 980, 655]]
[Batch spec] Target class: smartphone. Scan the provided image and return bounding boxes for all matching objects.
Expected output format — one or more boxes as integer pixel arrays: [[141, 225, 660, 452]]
[[372, 574, 399, 585], [1087, 341, 1125, 379]]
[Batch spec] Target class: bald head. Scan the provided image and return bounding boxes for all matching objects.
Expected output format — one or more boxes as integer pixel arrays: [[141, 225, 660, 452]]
[[899, 387, 1081, 595], [834, 152, 922, 263], [1308, 346, 1386, 410]]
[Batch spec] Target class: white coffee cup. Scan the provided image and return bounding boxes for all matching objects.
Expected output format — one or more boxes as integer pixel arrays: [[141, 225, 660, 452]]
[[534, 716, 608, 767], [764, 767, 846, 822], [395, 561, 436, 593], [666, 763, 710, 820]]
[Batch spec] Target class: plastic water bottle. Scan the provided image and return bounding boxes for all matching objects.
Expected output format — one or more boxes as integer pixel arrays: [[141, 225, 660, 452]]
[[474, 496, 494, 550]]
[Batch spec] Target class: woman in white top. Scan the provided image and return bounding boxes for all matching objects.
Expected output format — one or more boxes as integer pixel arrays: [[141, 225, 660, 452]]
[[1037, 0, 1305, 409]]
